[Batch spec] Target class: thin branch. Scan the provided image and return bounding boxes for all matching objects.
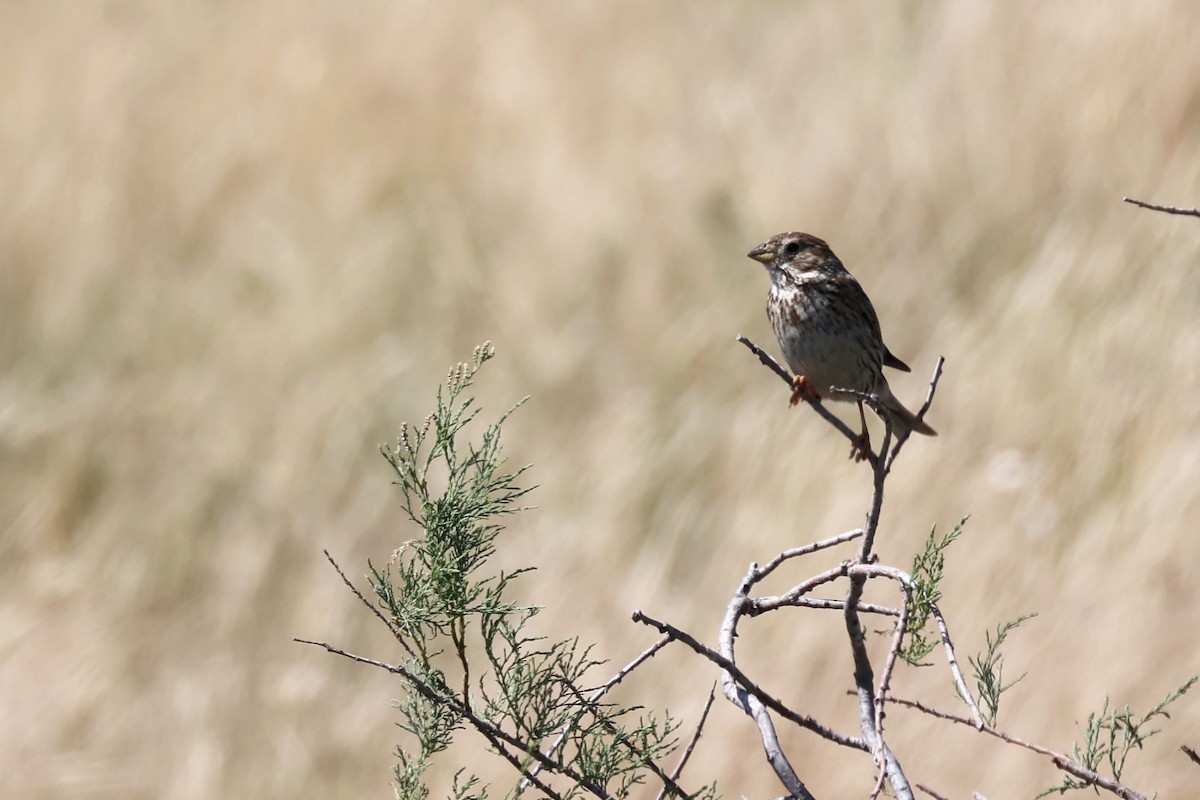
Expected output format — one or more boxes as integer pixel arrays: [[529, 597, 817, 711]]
[[295, 639, 607, 800], [631, 610, 865, 750], [737, 334, 869, 461], [917, 784, 951, 800], [1182, 744, 1200, 767], [654, 684, 718, 800], [737, 334, 795, 386], [1123, 196, 1200, 218], [790, 596, 900, 616], [752, 528, 863, 583], [892, 696, 1148, 800], [592, 635, 672, 700], [875, 584, 912, 740], [885, 356, 945, 474], [323, 549, 417, 659], [856, 406, 891, 563], [868, 762, 889, 800]]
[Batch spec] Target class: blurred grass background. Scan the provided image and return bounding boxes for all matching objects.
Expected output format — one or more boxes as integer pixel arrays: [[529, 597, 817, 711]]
[[3, 1, 1200, 797]]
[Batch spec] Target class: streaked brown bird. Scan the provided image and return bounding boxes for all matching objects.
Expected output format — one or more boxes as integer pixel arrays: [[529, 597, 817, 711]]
[[747, 232, 936, 461]]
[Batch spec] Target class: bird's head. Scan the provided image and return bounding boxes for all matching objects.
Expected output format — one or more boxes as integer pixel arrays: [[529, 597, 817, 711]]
[[747, 232, 841, 282]]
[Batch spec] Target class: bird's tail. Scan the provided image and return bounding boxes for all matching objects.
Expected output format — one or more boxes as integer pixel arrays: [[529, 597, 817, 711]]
[[882, 393, 937, 437]]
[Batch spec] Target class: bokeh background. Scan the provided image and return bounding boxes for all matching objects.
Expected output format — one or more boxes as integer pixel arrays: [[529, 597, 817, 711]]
[[4, 2, 1200, 797]]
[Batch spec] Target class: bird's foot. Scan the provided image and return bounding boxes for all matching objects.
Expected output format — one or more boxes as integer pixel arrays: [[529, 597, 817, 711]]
[[789, 375, 820, 406], [849, 430, 873, 463]]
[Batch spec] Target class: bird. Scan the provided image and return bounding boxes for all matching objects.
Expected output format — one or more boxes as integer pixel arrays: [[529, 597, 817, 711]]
[[747, 231, 935, 461]]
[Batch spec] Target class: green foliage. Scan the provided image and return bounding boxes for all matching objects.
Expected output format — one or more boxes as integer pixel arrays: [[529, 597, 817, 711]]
[[372, 344, 707, 800], [969, 614, 1035, 726], [899, 517, 968, 666], [1037, 676, 1198, 798]]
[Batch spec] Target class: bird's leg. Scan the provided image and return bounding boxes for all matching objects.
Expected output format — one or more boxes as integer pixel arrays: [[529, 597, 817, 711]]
[[789, 374, 820, 406], [849, 399, 872, 462]]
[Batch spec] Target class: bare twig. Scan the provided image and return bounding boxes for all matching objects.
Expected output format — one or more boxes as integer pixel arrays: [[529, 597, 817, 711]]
[[632, 609, 865, 750], [752, 528, 863, 583], [917, 783, 951, 800], [737, 334, 795, 386], [737, 334, 870, 463], [654, 684, 718, 800], [1182, 744, 1200, 767], [322, 549, 417, 659], [884, 356, 945, 473], [875, 583, 912, 740], [1123, 196, 1200, 218], [892, 696, 1148, 800], [868, 762, 889, 800], [791, 596, 900, 616]]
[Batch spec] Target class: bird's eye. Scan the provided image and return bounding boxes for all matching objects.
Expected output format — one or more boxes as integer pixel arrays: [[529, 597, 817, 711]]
[[783, 241, 802, 256]]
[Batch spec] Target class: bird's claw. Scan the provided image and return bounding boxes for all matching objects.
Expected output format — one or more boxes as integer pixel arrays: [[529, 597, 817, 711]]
[[849, 431, 872, 463], [789, 375, 820, 406]]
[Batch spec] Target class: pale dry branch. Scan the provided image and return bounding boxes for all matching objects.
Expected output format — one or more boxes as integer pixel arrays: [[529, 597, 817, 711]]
[[752, 528, 863, 583], [875, 584, 912, 740], [790, 597, 900, 616]]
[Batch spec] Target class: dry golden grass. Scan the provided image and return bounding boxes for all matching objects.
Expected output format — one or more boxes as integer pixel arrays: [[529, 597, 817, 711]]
[[4, 2, 1200, 797]]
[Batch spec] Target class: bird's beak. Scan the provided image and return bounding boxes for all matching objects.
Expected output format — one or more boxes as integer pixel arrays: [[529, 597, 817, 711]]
[[746, 243, 774, 264]]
